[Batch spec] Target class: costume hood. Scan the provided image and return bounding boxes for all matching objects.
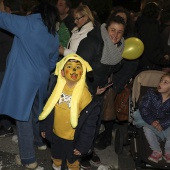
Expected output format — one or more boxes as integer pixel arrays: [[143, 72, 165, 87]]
[[39, 53, 92, 128]]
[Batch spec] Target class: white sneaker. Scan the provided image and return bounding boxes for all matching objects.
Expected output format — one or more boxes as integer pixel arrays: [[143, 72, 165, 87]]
[[15, 154, 38, 169], [12, 135, 18, 143], [15, 155, 21, 165], [25, 162, 38, 169], [97, 165, 109, 170], [37, 145, 47, 150]]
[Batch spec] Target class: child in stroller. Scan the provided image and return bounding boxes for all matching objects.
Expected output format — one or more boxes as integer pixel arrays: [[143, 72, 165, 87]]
[[134, 72, 170, 165]]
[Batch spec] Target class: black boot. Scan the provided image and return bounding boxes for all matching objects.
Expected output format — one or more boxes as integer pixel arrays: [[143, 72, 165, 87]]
[[95, 136, 111, 150], [95, 121, 114, 150]]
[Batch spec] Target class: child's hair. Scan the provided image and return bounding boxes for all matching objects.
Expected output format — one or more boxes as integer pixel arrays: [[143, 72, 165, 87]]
[[63, 59, 81, 66], [161, 72, 170, 80]]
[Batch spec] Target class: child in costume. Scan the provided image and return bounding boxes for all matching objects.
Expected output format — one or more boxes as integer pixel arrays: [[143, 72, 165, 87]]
[[134, 72, 170, 164], [39, 53, 101, 170]]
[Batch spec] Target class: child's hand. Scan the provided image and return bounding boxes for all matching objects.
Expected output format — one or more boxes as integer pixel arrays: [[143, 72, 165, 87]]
[[151, 121, 162, 131], [41, 132, 46, 138], [73, 149, 81, 156], [155, 123, 162, 131], [151, 121, 159, 127]]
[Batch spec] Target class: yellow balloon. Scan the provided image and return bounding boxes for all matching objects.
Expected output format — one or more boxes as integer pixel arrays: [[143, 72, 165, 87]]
[[122, 37, 144, 60]]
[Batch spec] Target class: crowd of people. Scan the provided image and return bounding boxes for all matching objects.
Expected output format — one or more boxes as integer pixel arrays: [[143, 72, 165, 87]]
[[0, 0, 169, 169]]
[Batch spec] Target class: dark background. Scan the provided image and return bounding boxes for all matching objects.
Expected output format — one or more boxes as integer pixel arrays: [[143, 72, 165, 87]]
[[70, 0, 170, 23], [112, 0, 141, 12], [70, 0, 141, 23]]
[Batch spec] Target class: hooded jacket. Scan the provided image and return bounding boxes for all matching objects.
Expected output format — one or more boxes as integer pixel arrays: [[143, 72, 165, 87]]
[[39, 73, 101, 155]]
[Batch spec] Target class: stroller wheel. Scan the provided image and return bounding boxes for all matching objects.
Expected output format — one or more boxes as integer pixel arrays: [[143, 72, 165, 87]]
[[115, 126, 124, 154]]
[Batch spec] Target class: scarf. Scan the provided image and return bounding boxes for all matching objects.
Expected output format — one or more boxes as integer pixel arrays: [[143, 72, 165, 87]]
[[100, 23, 124, 65]]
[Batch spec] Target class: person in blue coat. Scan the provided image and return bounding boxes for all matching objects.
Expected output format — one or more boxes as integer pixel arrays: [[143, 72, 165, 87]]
[[0, 1, 60, 169]]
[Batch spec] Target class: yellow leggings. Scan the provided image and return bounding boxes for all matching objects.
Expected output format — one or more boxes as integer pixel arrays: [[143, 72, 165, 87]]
[[52, 157, 80, 170]]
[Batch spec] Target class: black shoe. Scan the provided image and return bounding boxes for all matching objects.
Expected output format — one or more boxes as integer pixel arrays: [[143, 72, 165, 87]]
[[89, 152, 101, 167], [95, 138, 111, 150], [0, 127, 14, 137], [80, 160, 91, 170]]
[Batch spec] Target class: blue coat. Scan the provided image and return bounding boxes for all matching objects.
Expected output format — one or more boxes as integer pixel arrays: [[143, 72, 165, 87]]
[[0, 12, 59, 121]]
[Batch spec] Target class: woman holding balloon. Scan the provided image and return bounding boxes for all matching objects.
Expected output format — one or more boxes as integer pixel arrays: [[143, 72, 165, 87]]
[[76, 8, 144, 166], [76, 14, 126, 167], [94, 7, 142, 150], [77, 14, 126, 96]]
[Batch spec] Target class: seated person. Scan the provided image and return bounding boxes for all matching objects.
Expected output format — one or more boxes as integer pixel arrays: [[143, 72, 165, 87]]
[[134, 72, 170, 163]]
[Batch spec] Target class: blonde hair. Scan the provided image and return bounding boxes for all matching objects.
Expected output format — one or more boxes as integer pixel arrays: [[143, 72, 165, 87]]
[[74, 5, 94, 25]]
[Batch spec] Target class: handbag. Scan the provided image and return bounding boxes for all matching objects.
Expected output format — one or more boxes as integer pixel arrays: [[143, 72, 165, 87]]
[[114, 84, 131, 121], [102, 87, 117, 121]]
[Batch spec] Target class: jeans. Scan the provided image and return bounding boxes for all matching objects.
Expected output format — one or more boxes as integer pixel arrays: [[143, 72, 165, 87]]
[[16, 94, 45, 164], [143, 126, 170, 153]]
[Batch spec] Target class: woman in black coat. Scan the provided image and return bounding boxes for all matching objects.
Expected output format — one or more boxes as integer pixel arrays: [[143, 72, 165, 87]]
[[136, 2, 170, 73]]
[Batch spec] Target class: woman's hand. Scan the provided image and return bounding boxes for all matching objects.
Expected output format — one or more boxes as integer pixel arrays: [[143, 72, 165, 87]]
[[96, 82, 113, 95], [73, 149, 81, 155], [41, 132, 46, 138], [0, 0, 5, 12], [96, 86, 107, 95], [59, 45, 64, 55], [164, 54, 170, 60]]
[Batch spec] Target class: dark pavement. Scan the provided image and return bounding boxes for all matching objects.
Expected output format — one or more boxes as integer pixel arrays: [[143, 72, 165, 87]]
[[0, 127, 140, 170]]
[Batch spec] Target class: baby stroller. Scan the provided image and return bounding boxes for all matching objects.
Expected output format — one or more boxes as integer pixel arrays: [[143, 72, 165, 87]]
[[129, 70, 170, 170]]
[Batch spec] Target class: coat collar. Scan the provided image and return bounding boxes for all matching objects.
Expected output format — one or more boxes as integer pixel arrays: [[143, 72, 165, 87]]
[[72, 22, 94, 34]]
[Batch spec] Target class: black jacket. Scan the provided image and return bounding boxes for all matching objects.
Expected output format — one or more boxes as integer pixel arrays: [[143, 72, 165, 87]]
[[77, 26, 122, 95], [136, 16, 170, 69], [40, 74, 101, 155]]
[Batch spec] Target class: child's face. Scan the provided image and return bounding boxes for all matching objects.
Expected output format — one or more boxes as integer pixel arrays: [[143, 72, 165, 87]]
[[63, 60, 83, 82], [157, 76, 170, 94]]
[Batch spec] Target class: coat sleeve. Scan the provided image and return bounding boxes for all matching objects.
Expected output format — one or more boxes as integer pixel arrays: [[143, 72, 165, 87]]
[[139, 89, 156, 125], [0, 12, 27, 36], [39, 74, 57, 142], [49, 47, 59, 72], [76, 37, 97, 64], [39, 110, 54, 143], [74, 99, 101, 155], [76, 25, 102, 65]]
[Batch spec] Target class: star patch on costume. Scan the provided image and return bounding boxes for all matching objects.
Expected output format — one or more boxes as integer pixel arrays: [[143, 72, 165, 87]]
[[58, 93, 71, 108]]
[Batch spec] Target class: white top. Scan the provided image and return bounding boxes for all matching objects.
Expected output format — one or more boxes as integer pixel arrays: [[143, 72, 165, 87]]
[[64, 22, 94, 56]]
